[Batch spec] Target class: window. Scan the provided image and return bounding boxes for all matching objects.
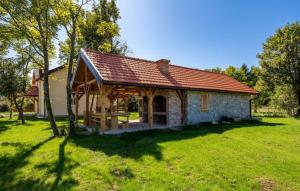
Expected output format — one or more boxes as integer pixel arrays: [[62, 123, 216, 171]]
[[200, 93, 209, 112]]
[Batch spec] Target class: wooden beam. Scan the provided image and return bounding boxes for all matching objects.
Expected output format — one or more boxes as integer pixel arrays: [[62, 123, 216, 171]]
[[77, 79, 96, 89], [75, 87, 79, 125], [78, 93, 84, 101], [84, 65, 90, 126], [143, 87, 157, 128], [148, 96, 154, 128], [90, 93, 95, 113], [176, 90, 187, 125], [97, 83, 107, 130], [124, 97, 129, 113]]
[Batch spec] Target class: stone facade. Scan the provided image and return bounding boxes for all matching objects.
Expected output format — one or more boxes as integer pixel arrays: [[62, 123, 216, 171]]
[[186, 91, 251, 124], [166, 90, 182, 126], [141, 89, 251, 126], [147, 89, 182, 126]]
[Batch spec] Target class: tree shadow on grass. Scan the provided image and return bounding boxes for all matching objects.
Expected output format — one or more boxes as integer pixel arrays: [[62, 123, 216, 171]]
[[0, 136, 79, 191], [30, 137, 79, 191], [0, 136, 54, 190], [69, 121, 284, 162], [50, 137, 79, 191], [25, 117, 68, 122], [0, 120, 18, 134]]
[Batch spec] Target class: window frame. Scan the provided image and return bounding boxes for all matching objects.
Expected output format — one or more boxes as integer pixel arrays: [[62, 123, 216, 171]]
[[200, 93, 209, 112]]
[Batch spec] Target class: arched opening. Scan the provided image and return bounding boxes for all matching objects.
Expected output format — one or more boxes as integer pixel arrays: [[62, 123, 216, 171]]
[[153, 95, 167, 125], [153, 96, 166, 112]]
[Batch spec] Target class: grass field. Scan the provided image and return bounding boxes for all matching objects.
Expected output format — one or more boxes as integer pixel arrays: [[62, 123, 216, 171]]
[[0, 117, 299, 191], [119, 112, 139, 121]]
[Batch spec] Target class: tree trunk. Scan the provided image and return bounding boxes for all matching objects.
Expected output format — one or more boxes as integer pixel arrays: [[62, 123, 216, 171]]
[[43, 51, 60, 136], [296, 91, 300, 116], [66, 27, 76, 135], [12, 95, 25, 124], [66, 80, 75, 134], [18, 110, 25, 125], [9, 95, 13, 120]]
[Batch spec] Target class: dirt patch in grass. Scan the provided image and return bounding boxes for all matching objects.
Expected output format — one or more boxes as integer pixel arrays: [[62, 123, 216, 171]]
[[110, 166, 134, 179], [257, 177, 278, 191]]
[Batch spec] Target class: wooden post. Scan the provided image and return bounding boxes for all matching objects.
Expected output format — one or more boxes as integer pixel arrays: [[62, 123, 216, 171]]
[[100, 95, 106, 129], [107, 94, 114, 113], [144, 88, 156, 128], [124, 97, 129, 113], [176, 90, 187, 125], [97, 83, 106, 130], [75, 87, 79, 125], [90, 93, 95, 113], [148, 96, 154, 128], [84, 65, 90, 126], [249, 99, 252, 119], [84, 85, 90, 126]]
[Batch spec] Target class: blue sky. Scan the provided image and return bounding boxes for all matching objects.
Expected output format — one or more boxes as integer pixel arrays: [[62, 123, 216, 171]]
[[114, 0, 300, 70], [35, 0, 300, 69]]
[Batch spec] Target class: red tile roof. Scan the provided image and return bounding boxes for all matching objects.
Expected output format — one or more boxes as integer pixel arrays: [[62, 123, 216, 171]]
[[84, 49, 258, 94], [25, 86, 38, 97]]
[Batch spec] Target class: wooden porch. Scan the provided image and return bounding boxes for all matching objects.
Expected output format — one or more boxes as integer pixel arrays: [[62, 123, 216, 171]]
[[72, 58, 187, 133]]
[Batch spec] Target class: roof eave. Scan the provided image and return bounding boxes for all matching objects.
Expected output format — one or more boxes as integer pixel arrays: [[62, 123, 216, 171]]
[[102, 80, 259, 95], [71, 49, 104, 88]]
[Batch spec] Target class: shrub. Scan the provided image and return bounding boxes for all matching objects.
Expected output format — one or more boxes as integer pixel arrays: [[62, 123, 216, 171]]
[[219, 116, 234, 123], [0, 104, 9, 112]]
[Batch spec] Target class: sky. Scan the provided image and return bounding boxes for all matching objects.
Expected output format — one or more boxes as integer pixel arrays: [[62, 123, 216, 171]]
[[30, 0, 300, 70], [112, 0, 300, 70]]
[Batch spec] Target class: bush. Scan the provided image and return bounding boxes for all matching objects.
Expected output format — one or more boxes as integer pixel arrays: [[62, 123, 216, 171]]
[[0, 104, 9, 112], [219, 116, 234, 123]]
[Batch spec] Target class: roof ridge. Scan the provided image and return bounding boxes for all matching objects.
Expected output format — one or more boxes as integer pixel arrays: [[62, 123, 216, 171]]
[[84, 48, 156, 64], [169, 63, 232, 77], [85, 48, 230, 77]]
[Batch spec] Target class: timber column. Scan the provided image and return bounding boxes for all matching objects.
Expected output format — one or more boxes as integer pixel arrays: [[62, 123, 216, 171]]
[[75, 87, 79, 125], [144, 88, 156, 128], [97, 84, 112, 131]]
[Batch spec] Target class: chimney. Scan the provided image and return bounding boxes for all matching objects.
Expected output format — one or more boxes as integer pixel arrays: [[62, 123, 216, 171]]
[[156, 59, 170, 74], [32, 70, 36, 85]]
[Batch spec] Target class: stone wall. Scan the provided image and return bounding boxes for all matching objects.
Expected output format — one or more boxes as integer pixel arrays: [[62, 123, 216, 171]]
[[167, 90, 182, 126], [186, 91, 251, 124], [144, 89, 182, 126]]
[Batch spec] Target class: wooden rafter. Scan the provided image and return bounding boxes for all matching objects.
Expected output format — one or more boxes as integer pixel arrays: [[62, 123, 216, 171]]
[[77, 79, 96, 89]]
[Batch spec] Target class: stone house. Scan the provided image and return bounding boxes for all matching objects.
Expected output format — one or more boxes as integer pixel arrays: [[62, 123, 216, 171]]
[[71, 49, 258, 133]]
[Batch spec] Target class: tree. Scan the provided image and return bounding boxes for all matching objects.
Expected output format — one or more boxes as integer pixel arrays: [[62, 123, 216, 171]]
[[55, 0, 89, 134], [0, 0, 60, 136], [56, 0, 128, 134], [0, 57, 30, 124], [205, 67, 223, 73], [270, 85, 298, 115], [80, 0, 128, 54], [225, 66, 246, 83], [258, 22, 300, 116], [248, 66, 260, 87]]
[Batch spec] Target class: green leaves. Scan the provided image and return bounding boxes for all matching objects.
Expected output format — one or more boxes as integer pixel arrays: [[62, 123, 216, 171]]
[[258, 22, 300, 115], [258, 22, 300, 86], [79, 0, 128, 55]]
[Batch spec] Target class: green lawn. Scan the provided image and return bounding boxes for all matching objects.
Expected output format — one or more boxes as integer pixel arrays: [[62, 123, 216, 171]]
[[119, 112, 139, 121], [0, 117, 299, 191]]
